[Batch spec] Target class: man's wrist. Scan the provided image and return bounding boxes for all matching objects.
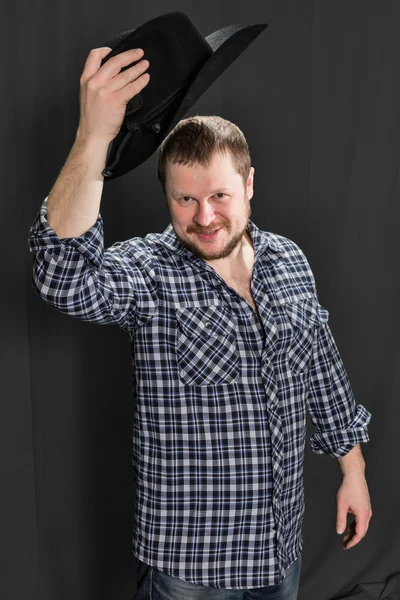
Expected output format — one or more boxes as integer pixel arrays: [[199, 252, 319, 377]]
[[337, 443, 366, 478]]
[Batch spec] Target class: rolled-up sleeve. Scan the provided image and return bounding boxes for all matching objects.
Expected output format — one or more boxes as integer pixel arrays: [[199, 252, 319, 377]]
[[307, 306, 372, 458], [27, 196, 158, 334]]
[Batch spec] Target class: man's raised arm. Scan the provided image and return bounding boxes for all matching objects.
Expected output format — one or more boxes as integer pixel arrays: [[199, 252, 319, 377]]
[[46, 45, 150, 239]]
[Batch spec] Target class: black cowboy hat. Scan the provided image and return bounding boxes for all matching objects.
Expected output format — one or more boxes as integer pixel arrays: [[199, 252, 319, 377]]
[[99, 11, 267, 180]]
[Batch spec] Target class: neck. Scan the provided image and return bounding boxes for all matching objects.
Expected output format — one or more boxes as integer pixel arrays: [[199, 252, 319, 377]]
[[207, 231, 255, 278]]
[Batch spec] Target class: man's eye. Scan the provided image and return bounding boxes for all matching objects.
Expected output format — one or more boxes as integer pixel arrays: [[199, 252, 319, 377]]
[[180, 194, 226, 202]]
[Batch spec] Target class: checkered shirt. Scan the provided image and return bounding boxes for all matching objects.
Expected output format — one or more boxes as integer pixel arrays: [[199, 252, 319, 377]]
[[28, 196, 371, 589]]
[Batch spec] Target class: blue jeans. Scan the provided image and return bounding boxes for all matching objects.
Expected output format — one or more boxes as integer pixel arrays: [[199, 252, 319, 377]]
[[132, 554, 302, 600]]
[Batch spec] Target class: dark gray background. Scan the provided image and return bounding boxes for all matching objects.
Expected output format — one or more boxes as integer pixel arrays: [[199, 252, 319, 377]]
[[2, 1, 399, 599]]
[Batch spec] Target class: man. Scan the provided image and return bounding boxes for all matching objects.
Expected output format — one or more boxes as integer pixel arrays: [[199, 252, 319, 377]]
[[28, 46, 372, 599]]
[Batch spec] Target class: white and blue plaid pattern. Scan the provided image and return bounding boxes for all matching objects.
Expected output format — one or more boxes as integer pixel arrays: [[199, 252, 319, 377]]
[[28, 197, 371, 590]]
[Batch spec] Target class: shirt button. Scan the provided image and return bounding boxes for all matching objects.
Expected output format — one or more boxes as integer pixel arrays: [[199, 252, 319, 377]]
[[205, 322, 212, 328]]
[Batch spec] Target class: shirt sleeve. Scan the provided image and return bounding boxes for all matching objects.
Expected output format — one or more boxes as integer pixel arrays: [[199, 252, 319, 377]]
[[306, 306, 372, 457], [27, 196, 158, 335]]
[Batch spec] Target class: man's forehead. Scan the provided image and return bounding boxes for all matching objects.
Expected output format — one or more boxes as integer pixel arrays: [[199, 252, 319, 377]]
[[166, 164, 239, 196]]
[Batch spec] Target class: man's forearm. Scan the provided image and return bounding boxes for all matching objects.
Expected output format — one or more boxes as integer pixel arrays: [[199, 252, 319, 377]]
[[337, 443, 366, 477], [46, 130, 110, 239]]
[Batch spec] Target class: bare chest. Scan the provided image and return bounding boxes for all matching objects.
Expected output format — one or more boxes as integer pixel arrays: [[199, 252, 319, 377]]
[[222, 274, 260, 319]]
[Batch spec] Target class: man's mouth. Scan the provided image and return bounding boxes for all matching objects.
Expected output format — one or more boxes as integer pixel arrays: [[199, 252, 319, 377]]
[[195, 228, 222, 240]]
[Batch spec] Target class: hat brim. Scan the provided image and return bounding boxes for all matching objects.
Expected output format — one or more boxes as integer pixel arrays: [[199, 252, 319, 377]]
[[105, 22, 267, 179], [162, 23, 267, 140]]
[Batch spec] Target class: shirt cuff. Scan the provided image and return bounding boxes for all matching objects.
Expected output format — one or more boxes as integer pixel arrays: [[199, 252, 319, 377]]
[[309, 404, 372, 457], [27, 196, 105, 269]]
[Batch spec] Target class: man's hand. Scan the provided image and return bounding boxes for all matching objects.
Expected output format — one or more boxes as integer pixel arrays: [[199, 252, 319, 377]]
[[336, 472, 372, 550]]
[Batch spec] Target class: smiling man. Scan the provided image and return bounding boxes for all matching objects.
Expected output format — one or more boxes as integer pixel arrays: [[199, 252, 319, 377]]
[[28, 114, 372, 599], [165, 149, 253, 263]]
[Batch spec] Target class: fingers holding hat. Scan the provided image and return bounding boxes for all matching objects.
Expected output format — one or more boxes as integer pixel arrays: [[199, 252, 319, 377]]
[[80, 47, 113, 84], [77, 46, 150, 145], [107, 55, 150, 94]]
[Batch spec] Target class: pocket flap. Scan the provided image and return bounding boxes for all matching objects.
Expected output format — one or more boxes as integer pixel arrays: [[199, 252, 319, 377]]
[[176, 304, 235, 338], [284, 297, 329, 329]]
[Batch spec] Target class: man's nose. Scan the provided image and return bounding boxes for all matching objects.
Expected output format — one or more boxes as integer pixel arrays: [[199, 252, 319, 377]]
[[193, 203, 216, 227]]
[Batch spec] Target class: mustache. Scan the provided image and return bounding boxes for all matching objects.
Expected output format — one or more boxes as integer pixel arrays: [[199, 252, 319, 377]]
[[188, 224, 227, 234]]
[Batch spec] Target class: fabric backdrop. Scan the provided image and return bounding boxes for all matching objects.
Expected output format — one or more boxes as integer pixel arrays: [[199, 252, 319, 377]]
[[2, 0, 399, 598]]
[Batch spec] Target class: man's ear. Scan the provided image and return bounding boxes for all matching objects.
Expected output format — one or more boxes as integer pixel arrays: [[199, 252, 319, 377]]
[[247, 167, 255, 199]]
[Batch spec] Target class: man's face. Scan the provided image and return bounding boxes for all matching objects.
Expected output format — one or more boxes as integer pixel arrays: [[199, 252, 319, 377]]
[[164, 150, 254, 262]]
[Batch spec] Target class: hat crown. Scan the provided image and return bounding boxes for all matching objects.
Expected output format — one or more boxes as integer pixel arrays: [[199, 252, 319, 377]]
[[102, 12, 213, 121]]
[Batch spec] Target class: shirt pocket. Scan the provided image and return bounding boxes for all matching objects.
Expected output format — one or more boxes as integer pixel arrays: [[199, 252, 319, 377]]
[[283, 297, 329, 375], [175, 304, 240, 386]]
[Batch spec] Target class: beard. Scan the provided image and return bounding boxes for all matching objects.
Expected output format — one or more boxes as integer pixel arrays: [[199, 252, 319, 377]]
[[172, 196, 252, 261]]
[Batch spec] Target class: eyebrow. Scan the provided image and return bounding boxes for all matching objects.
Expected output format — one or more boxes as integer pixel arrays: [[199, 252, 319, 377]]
[[171, 187, 232, 197]]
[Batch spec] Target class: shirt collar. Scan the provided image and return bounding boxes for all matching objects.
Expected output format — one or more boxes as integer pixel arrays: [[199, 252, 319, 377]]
[[157, 219, 285, 258]]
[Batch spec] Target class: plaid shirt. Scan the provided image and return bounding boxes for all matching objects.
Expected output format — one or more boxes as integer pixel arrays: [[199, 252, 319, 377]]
[[28, 196, 371, 590]]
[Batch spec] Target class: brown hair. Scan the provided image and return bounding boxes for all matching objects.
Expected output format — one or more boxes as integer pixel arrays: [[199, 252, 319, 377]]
[[156, 115, 252, 199]]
